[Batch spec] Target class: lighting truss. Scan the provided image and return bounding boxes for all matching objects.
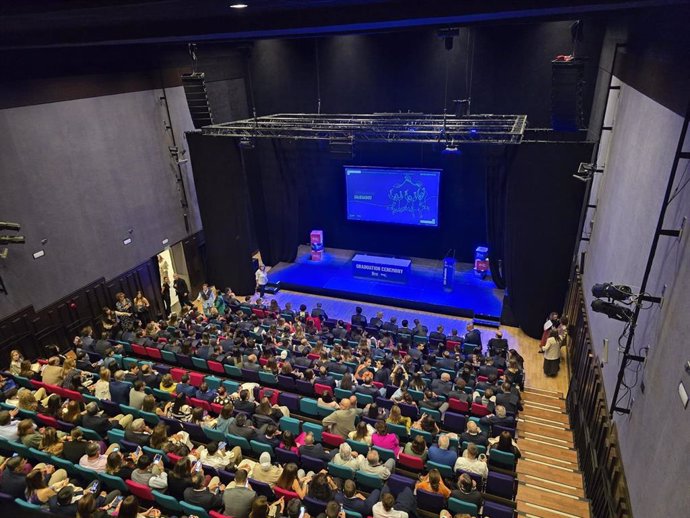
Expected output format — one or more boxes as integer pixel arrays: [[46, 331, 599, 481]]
[[201, 113, 527, 145]]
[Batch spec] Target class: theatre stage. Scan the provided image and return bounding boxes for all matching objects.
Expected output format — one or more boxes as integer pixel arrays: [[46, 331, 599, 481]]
[[267, 246, 504, 322]]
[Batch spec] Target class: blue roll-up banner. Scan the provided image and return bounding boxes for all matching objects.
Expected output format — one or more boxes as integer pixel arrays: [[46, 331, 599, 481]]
[[443, 257, 455, 291]]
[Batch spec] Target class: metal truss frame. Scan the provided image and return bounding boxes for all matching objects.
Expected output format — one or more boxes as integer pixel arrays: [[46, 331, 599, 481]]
[[201, 113, 527, 145]]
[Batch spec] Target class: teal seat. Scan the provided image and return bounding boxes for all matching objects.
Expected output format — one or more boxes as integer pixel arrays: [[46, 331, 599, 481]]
[[13, 376, 33, 389], [345, 439, 369, 456], [426, 460, 455, 478], [180, 500, 211, 518], [122, 357, 139, 369], [8, 440, 30, 458], [51, 455, 76, 474], [330, 372, 343, 381], [205, 376, 222, 390], [107, 429, 125, 445], [192, 357, 208, 371], [488, 449, 516, 469], [299, 398, 319, 416], [140, 411, 160, 426], [354, 392, 374, 407], [410, 428, 433, 444], [303, 422, 323, 442], [160, 350, 178, 364], [227, 433, 251, 452], [222, 380, 240, 394], [28, 447, 52, 464], [83, 393, 100, 405], [373, 446, 396, 462], [120, 405, 141, 418], [423, 409, 441, 422], [462, 343, 479, 355], [153, 388, 172, 401], [335, 388, 352, 400], [448, 498, 479, 516], [224, 364, 243, 379], [251, 440, 274, 457], [461, 441, 487, 455], [408, 389, 424, 401], [258, 371, 278, 385], [279, 416, 301, 435], [17, 408, 36, 419], [202, 426, 226, 442], [317, 405, 335, 417], [413, 335, 427, 344], [328, 462, 355, 480], [14, 498, 43, 511], [144, 446, 167, 462], [98, 471, 129, 492], [355, 470, 384, 489], [344, 510, 363, 518], [73, 464, 98, 481], [152, 490, 185, 513], [344, 362, 358, 372], [112, 354, 124, 368], [386, 422, 409, 440]]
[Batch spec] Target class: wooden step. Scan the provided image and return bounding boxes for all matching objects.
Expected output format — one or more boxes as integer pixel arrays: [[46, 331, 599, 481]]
[[520, 405, 571, 426], [518, 438, 579, 465], [518, 473, 585, 498], [518, 501, 589, 518], [519, 430, 574, 449], [517, 483, 590, 518], [516, 459, 584, 489], [518, 421, 573, 442], [522, 391, 566, 410], [524, 386, 563, 398]]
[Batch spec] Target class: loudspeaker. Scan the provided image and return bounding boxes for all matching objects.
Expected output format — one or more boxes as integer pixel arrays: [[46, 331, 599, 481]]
[[181, 72, 214, 129], [551, 59, 586, 131]]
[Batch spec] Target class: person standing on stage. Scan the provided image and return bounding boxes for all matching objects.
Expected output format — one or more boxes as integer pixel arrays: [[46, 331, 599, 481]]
[[161, 276, 171, 316], [173, 273, 190, 309], [255, 265, 268, 297]]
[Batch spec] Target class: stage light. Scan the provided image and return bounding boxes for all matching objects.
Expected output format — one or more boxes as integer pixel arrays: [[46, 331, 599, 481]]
[[239, 137, 255, 149], [0, 236, 25, 244], [592, 283, 633, 302], [591, 299, 633, 322], [0, 222, 20, 232], [230, 3, 248, 8], [441, 145, 461, 155]]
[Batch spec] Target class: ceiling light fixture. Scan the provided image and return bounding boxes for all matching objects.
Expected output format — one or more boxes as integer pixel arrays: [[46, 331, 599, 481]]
[[230, 3, 248, 8]]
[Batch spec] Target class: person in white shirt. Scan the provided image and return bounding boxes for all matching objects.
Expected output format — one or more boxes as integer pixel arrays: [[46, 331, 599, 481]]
[[196, 284, 216, 316], [0, 409, 20, 440], [372, 490, 416, 518], [255, 265, 268, 297], [196, 441, 243, 470], [79, 441, 119, 473], [454, 442, 489, 479]]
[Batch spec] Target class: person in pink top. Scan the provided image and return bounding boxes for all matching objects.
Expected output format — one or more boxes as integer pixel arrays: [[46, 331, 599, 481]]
[[371, 420, 400, 458]]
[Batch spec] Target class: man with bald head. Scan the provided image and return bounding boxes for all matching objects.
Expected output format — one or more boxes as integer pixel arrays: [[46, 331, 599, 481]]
[[459, 421, 488, 447], [431, 372, 453, 396], [322, 396, 362, 437]]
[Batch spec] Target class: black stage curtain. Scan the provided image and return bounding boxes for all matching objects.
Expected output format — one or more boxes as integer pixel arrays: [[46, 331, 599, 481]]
[[187, 133, 256, 295], [503, 142, 592, 338]]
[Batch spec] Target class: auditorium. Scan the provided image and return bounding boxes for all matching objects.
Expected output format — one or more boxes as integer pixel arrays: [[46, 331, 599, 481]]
[[1, 2, 688, 518]]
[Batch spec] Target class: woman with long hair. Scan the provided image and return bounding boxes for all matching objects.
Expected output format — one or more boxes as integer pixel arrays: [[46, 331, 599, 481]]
[[274, 462, 309, 499], [308, 471, 337, 502], [39, 426, 64, 456], [25, 468, 69, 505], [402, 434, 428, 460], [214, 402, 235, 434], [9, 349, 24, 376], [279, 430, 299, 454], [415, 468, 451, 498], [149, 423, 169, 451], [347, 420, 374, 445], [489, 430, 522, 458], [166, 393, 192, 421], [167, 457, 193, 500], [114, 292, 135, 332], [386, 404, 412, 432], [318, 390, 339, 409], [61, 399, 83, 425], [339, 372, 354, 391], [105, 450, 135, 480], [92, 368, 112, 400]]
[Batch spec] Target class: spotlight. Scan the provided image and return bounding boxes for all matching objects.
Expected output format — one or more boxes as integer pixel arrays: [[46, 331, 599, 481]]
[[0, 236, 25, 244], [591, 299, 633, 322], [239, 137, 255, 149], [230, 3, 248, 8], [441, 145, 461, 155], [591, 283, 633, 302], [0, 222, 20, 232]]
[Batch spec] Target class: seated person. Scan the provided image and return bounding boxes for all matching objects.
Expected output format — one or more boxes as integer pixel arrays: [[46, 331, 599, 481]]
[[427, 434, 458, 466]]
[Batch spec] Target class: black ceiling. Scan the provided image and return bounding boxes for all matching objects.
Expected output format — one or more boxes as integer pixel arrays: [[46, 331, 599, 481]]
[[1, 0, 687, 49]]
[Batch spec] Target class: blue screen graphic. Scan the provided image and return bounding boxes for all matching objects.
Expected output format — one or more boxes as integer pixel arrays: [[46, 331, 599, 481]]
[[345, 166, 440, 227]]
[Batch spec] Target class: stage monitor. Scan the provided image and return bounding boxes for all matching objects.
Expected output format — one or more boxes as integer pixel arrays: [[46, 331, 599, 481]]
[[345, 166, 440, 227]]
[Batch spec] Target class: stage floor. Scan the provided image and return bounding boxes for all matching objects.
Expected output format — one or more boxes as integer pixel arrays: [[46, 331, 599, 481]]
[[268, 246, 504, 320]]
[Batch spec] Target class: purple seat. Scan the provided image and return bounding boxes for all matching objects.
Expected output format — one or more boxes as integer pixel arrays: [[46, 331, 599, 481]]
[[303, 496, 327, 516], [276, 448, 300, 465], [493, 424, 517, 438], [386, 474, 416, 497], [376, 397, 394, 410], [100, 400, 121, 417], [57, 420, 75, 433], [120, 439, 140, 453], [399, 402, 418, 419], [176, 355, 194, 369], [278, 375, 296, 392], [362, 416, 378, 427], [279, 392, 300, 413], [385, 385, 399, 398], [416, 488, 445, 513], [160, 416, 183, 433], [0, 492, 15, 503], [242, 369, 261, 383], [443, 412, 467, 433], [218, 469, 235, 484], [154, 364, 171, 375], [202, 464, 220, 478], [486, 471, 516, 500], [182, 422, 207, 443], [457, 469, 484, 491], [482, 500, 516, 518], [301, 455, 326, 472], [295, 379, 315, 396], [248, 478, 274, 499]]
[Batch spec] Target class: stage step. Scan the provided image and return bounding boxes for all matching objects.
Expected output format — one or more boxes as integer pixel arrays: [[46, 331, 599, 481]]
[[522, 391, 567, 411], [473, 317, 501, 328], [517, 483, 591, 518], [520, 405, 571, 427], [518, 438, 579, 466], [516, 459, 584, 490], [523, 387, 563, 398]]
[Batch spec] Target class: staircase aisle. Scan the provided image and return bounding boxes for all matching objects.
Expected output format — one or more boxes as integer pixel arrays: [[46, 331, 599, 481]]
[[515, 387, 591, 518]]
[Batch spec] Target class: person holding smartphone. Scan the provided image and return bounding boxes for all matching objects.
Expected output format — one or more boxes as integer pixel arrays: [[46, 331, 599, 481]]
[[183, 472, 225, 511]]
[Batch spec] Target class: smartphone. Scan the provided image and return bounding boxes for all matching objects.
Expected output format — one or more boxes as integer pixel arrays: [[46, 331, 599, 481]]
[[11, 453, 18, 458], [111, 495, 124, 507], [88, 480, 99, 493], [135, 446, 142, 456], [112, 446, 119, 452], [218, 441, 226, 451], [298, 506, 305, 518], [193, 460, 202, 472], [153, 454, 162, 464]]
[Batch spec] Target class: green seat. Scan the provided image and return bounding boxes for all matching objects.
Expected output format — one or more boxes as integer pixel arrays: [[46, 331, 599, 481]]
[[227, 433, 251, 452], [408, 389, 424, 402], [73, 464, 98, 481], [344, 510, 363, 518], [448, 498, 479, 516], [354, 392, 374, 407], [192, 357, 208, 371], [153, 388, 173, 401], [413, 335, 427, 344], [152, 490, 184, 513], [160, 350, 178, 364], [335, 388, 352, 400], [13, 376, 33, 389], [410, 428, 433, 444], [279, 416, 301, 435], [299, 398, 319, 416], [330, 372, 343, 382], [140, 411, 160, 426], [355, 470, 384, 489], [107, 429, 126, 445], [372, 445, 396, 462], [224, 364, 243, 379], [317, 405, 335, 417], [461, 441, 487, 455], [303, 422, 323, 442], [222, 380, 240, 394], [8, 440, 30, 458], [83, 393, 100, 405], [488, 449, 516, 470], [346, 439, 369, 456], [462, 343, 479, 355], [112, 354, 124, 368], [17, 408, 36, 419], [423, 408, 441, 422], [28, 447, 52, 464], [250, 440, 274, 457], [180, 500, 211, 518], [386, 422, 409, 440], [51, 455, 77, 474], [120, 405, 141, 418], [328, 462, 355, 480], [144, 446, 167, 462], [14, 498, 43, 511], [202, 426, 226, 442], [426, 460, 455, 478], [98, 471, 129, 492], [205, 376, 222, 390], [258, 371, 278, 385], [122, 357, 139, 369]]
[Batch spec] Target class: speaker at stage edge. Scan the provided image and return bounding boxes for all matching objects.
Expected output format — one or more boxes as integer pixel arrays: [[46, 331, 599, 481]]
[[181, 72, 214, 129]]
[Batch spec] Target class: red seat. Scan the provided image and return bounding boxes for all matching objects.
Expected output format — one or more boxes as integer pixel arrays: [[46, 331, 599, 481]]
[[477, 375, 488, 383], [30, 380, 47, 390], [207, 360, 225, 374], [189, 397, 212, 412], [306, 317, 322, 332], [210, 403, 223, 415], [446, 340, 461, 352], [167, 452, 182, 464], [61, 388, 83, 402], [125, 479, 154, 501], [252, 309, 266, 318], [189, 371, 205, 387], [322, 432, 345, 448], [259, 388, 280, 405], [157, 337, 168, 344], [314, 383, 333, 397], [471, 403, 491, 417], [146, 347, 162, 360], [448, 398, 470, 414], [258, 358, 268, 367], [131, 344, 147, 357], [372, 381, 384, 389], [170, 368, 187, 382], [398, 453, 425, 471], [273, 485, 301, 501], [37, 414, 59, 428], [210, 511, 235, 518], [307, 353, 320, 361]]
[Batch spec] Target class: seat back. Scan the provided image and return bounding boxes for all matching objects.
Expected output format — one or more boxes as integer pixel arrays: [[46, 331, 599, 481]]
[[152, 490, 184, 512], [98, 472, 129, 492], [386, 473, 416, 497], [295, 379, 315, 396], [354, 392, 374, 407], [248, 478, 275, 499], [299, 397, 319, 416], [448, 497, 479, 516], [322, 431, 345, 448], [345, 439, 369, 456], [372, 445, 396, 462], [328, 462, 355, 480], [426, 460, 455, 478], [355, 470, 384, 489], [398, 453, 425, 471], [170, 367, 187, 382], [302, 422, 323, 442], [180, 500, 211, 518], [486, 471, 516, 499], [416, 488, 445, 513], [146, 347, 162, 360], [301, 454, 327, 472], [275, 447, 300, 465], [125, 479, 154, 501], [471, 402, 491, 417], [279, 416, 301, 435], [489, 449, 516, 470], [251, 440, 274, 457], [160, 350, 178, 364], [259, 371, 278, 385], [481, 500, 516, 518], [313, 383, 333, 396], [227, 433, 252, 452], [448, 398, 470, 413], [443, 411, 467, 433]]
